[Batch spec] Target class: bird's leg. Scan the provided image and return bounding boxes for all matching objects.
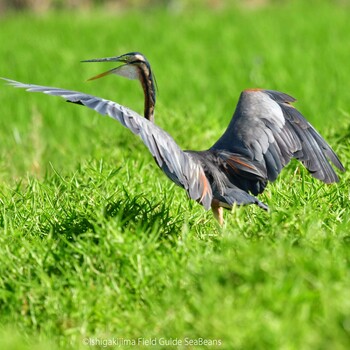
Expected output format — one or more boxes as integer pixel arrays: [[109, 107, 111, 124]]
[[211, 199, 224, 226]]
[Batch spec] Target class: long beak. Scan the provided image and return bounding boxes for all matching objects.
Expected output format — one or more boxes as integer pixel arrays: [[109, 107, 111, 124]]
[[82, 54, 140, 81], [82, 55, 128, 81], [81, 55, 125, 63]]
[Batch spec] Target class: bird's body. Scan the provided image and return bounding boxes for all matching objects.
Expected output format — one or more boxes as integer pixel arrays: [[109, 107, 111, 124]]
[[2, 52, 344, 224]]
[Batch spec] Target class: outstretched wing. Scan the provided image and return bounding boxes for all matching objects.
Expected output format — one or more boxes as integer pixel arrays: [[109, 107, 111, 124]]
[[2, 78, 212, 209], [211, 89, 345, 192]]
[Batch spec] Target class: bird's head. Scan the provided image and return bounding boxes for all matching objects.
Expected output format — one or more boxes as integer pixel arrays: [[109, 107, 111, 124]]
[[114, 52, 148, 65], [81, 52, 152, 82]]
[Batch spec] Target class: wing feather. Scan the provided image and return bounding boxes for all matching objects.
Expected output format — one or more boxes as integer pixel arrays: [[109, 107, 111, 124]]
[[211, 89, 344, 191], [2, 78, 212, 209]]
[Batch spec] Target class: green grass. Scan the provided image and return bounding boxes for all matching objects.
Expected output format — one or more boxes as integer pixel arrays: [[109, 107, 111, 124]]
[[1, 2, 350, 349]]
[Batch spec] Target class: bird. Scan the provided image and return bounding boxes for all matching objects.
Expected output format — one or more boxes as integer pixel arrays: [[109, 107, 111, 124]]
[[1, 52, 345, 225]]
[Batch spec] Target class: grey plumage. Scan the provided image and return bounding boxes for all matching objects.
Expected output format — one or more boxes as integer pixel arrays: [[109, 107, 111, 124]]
[[211, 89, 344, 200]]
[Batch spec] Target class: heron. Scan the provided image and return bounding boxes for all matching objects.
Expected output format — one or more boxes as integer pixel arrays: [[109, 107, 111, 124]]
[[2, 52, 345, 225]]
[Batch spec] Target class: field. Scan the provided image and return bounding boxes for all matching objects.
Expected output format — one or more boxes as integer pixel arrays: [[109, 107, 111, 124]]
[[1, 2, 350, 349]]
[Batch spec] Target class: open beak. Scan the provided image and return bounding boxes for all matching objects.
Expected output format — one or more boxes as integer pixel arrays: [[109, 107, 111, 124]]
[[81, 55, 128, 81], [82, 55, 139, 81]]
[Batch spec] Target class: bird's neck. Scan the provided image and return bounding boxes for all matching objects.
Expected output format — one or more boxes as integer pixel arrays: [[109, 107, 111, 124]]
[[138, 63, 156, 123]]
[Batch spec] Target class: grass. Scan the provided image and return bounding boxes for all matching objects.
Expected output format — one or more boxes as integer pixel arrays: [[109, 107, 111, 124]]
[[1, 1, 350, 349]]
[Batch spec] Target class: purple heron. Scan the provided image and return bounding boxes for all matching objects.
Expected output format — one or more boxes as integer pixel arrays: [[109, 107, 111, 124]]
[[2, 52, 345, 225]]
